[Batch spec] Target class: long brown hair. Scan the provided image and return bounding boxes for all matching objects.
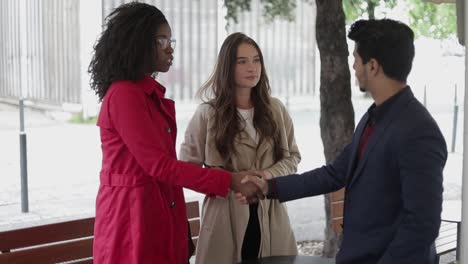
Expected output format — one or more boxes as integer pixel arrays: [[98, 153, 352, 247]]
[[198, 32, 283, 165]]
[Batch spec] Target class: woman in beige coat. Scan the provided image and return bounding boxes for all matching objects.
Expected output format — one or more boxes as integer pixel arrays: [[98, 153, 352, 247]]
[[179, 32, 300, 264]]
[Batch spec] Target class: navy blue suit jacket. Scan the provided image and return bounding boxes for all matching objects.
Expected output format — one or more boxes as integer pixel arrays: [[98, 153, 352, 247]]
[[275, 88, 447, 264]]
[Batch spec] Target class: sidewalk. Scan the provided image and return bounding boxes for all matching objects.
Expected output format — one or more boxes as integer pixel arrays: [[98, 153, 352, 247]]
[[0, 97, 327, 240], [0, 95, 463, 243], [0, 103, 100, 229]]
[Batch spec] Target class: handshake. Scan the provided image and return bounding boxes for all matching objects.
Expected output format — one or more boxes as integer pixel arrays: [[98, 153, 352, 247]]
[[230, 170, 270, 204]]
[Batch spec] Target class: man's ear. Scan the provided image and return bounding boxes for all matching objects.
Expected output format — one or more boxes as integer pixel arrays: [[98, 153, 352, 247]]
[[368, 58, 380, 75]]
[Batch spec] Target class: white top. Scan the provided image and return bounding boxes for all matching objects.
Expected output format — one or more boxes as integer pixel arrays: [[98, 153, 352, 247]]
[[237, 108, 258, 144]]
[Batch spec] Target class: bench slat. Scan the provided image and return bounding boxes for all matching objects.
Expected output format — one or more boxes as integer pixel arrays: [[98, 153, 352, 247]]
[[189, 219, 200, 237], [0, 237, 93, 264], [436, 221, 459, 257], [331, 201, 344, 218], [68, 258, 93, 264], [436, 241, 458, 256], [186, 201, 200, 219], [332, 218, 343, 233], [0, 201, 201, 262], [0, 218, 94, 251], [192, 238, 198, 249], [439, 222, 457, 233], [437, 231, 458, 241], [331, 189, 344, 201]]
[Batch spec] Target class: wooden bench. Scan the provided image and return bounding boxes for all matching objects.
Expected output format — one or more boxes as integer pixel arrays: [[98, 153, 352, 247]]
[[329, 189, 344, 233], [435, 200, 461, 262], [332, 191, 460, 263], [0, 200, 200, 264], [435, 220, 460, 262]]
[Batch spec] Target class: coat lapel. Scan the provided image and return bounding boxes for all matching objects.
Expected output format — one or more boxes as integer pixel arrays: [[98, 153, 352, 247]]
[[346, 113, 370, 184], [348, 120, 383, 188], [235, 130, 258, 149], [256, 136, 273, 161], [141, 76, 177, 126], [159, 98, 176, 125], [234, 130, 273, 166], [348, 88, 414, 188], [139, 76, 177, 145]]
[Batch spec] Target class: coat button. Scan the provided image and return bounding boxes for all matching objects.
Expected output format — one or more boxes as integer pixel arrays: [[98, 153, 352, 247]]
[[170, 201, 175, 208], [166, 127, 171, 133]]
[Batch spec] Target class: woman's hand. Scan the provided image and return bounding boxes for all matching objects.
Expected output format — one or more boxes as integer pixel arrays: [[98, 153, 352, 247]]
[[234, 175, 268, 204], [260, 170, 273, 180]]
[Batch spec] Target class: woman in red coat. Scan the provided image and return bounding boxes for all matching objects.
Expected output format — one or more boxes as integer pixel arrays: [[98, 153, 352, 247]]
[[88, 3, 260, 263]]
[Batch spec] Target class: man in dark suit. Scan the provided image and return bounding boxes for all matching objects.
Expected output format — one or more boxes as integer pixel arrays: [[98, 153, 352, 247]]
[[239, 19, 447, 264]]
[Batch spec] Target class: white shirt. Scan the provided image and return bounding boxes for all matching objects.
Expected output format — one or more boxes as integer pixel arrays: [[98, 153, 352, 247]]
[[237, 108, 258, 144]]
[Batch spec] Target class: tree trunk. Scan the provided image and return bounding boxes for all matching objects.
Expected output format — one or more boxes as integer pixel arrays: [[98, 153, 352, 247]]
[[367, 0, 376, 19], [315, 0, 355, 257]]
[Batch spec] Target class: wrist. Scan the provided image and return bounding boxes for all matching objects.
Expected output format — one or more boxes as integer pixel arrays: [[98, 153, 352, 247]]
[[230, 173, 240, 191], [266, 179, 278, 199], [262, 170, 273, 180]]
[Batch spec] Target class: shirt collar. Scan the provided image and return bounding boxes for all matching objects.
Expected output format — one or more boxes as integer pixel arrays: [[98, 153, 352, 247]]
[[138, 75, 166, 98], [367, 86, 409, 124]]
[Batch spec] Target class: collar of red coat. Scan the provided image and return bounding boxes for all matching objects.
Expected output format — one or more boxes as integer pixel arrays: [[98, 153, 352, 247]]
[[139, 75, 166, 98]]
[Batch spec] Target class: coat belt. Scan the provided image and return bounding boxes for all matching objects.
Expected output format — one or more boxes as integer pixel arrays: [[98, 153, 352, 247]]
[[100, 171, 152, 187]]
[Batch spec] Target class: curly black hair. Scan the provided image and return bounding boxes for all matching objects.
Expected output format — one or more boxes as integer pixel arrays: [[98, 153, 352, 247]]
[[88, 2, 168, 101]]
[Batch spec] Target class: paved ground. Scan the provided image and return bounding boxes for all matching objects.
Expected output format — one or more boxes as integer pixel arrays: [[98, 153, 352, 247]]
[[0, 39, 463, 264], [0, 93, 463, 246]]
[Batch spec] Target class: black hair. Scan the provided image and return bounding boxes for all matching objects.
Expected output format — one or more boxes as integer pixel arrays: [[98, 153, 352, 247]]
[[348, 19, 415, 83], [88, 2, 168, 101]]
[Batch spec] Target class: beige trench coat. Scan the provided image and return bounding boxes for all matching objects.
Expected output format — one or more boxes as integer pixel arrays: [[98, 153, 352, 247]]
[[179, 98, 301, 264]]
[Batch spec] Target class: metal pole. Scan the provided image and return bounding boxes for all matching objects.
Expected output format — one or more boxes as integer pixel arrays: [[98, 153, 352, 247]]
[[460, 0, 468, 261], [452, 85, 459, 153], [457, 222, 461, 261], [423, 85, 427, 107], [18, 0, 29, 213], [19, 98, 29, 213]]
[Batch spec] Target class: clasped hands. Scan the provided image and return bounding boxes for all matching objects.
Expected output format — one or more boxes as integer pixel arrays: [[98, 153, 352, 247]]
[[230, 170, 270, 204]]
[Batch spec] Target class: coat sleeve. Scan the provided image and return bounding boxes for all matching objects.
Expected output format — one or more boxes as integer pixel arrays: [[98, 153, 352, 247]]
[[178, 104, 207, 166], [378, 123, 447, 264], [108, 84, 231, 197], [274, 143, 351, 202], [264, 100, 301, 177]]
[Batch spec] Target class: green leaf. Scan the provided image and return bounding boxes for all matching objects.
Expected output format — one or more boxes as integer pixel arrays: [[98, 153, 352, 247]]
[[224, 0, 298, 25], [407, 0, 456, 39], [224, 0, 456, 39]]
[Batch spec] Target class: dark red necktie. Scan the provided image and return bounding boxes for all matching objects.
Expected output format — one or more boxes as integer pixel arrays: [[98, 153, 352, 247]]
[[357, 121, 375, 160]]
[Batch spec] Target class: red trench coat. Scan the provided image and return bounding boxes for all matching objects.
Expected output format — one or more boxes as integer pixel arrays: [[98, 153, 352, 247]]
[[93, 75, 231, 264]]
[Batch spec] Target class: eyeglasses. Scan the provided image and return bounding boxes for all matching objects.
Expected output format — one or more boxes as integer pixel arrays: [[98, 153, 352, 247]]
[[156, 36, 176, 50]]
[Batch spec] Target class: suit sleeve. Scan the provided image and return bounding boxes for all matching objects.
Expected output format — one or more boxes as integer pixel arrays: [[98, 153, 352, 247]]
[[378, 124, 446, 263], [108, 85, 231, 197], [274, 143, 352, 202], [264, 102, 301, 177]]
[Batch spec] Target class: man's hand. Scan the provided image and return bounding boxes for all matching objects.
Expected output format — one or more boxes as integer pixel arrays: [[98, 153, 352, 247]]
[[230, 172, 265, 203], [234, 175, 269, 204]]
